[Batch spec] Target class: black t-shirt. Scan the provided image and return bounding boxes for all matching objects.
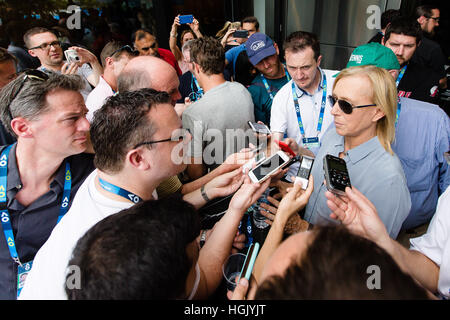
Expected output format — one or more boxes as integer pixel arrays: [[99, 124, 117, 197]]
[[411, 37, 446, 79], [397, 61, 440, 104], [177, 71, 195, 104]]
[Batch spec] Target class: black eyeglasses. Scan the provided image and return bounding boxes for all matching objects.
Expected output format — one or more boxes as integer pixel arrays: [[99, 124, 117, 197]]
[[133, 128, 191, 149], [328, 95, 376, 114], [109, 45, 139, 58], [29, 40, 61, 51], [6, 69, 49, 119], [141, 42, 157, 51]]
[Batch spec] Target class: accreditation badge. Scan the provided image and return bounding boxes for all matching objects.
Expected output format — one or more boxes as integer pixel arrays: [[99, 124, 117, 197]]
[[17, 260, 33, 298], [302, 137, 320, 149]]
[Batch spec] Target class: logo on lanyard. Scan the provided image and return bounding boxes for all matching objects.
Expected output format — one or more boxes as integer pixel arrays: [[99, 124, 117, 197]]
[[0, 144, 72, 298]]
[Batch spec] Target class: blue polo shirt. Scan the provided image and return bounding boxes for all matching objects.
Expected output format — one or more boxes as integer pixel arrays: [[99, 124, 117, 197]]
[[0, 144, 94, 299], [304, 128, 411, 239], [393, 97, 450, 230]]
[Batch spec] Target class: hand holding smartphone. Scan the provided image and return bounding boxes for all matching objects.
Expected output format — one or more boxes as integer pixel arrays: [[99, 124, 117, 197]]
[[238, 242, 260, 282], [233, 30, 249, 38], [248, 151, 290, 183], [64, 49, 80, 64], [248, 121, 271, 135]]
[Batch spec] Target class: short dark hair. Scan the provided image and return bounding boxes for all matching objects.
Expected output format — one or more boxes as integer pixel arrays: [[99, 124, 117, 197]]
[[131, 28, 154, 45], [23, 27, 56, 49], [241, 16, 259, 30], [66, 194, 201, 300], [0, 73, 84, 136], [90, 88, 171, 173], [255, 226, 429, 300], [380, 9, 402, 30], [415, 4, 439, 19], [384, 16, 423, 44], [190, 37, 225, 75], [283, 31, 321, 61]]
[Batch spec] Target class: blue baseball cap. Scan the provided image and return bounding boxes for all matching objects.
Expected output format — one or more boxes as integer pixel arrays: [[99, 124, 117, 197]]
[[245, 32, 277, 66]]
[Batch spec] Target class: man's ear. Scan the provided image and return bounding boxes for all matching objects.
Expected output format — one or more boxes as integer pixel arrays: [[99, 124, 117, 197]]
[[274, 42, 280, 56], [316, 55, 322, 67], [28, 49, 37, 58], [10, 117, 33, 138], [105, 56, 114, 68], [126, 148, 151, 171]]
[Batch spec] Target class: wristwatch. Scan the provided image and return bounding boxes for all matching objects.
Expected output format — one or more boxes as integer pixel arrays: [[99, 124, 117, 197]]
[[199, 229, 207, 248]]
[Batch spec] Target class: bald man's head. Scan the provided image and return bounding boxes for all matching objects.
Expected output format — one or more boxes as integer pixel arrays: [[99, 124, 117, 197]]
[[117, 56, 181, 105]]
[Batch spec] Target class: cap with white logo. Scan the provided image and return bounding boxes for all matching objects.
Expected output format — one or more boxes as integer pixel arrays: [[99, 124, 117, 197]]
[[245, 33, 277, 66]]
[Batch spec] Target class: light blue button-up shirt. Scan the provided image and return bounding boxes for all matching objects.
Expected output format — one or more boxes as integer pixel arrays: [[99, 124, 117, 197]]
[[304, 128, 411, 239], [393, 97, 450, 230]]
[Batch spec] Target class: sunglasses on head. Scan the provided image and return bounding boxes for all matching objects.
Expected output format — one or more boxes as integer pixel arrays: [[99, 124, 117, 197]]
[[327, 95, 376, 114], [6, 69, 49, 119], [109, 45, 139, 58]]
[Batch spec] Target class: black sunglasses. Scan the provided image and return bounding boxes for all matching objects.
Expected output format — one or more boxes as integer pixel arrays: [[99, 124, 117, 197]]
[[109, 45, 139, 58], [141, 42, 157, 51], [6, 69, 49, 119], [133, 128, 190, 149], [328, 95, 376, 114]]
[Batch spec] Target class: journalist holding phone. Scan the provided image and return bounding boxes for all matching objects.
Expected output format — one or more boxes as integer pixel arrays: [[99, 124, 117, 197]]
[[303, 65, 411, 239]]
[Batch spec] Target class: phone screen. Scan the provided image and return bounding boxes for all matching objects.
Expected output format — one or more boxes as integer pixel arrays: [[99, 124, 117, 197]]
[[301, 157, 313, 170], [251, 154, 287, 181], [329, 158, 347, 172], [249, 122, 270, 134]]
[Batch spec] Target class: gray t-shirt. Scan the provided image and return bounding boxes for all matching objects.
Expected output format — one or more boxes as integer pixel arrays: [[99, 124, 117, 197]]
[[182, 81, 255, 172], [38, 62, 93, 101], [304, 127, 411, 239]]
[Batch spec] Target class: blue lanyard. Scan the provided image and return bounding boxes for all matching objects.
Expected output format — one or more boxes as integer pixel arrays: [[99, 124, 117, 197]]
[[396, 65, 407, 87], [260, 66, 291, 100], [98, 177, 142, 204], [291, 73, 327, 137], [0, 144, 71, 266], [190, 75, 203, 97], [395, 99, 401, 127]]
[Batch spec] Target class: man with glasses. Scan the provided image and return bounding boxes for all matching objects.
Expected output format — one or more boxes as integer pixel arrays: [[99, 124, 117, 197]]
[[19, 88, 260, 299], [0, 72, 95, 299], [85, 41, 138, 122], [414, 5, 447, 90], [23, 27, 103, 100], [132, 29, 182, 76]]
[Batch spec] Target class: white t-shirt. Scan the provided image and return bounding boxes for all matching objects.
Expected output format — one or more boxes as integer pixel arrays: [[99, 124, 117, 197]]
[[270, 68, 338, 176], [85, 76, 114, 122], [410, 186, 450, 299], [19, 170, 157, 300]]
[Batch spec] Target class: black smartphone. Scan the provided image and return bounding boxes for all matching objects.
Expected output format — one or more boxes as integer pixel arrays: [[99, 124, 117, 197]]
[[233, 30, 249, 38], [295, 156, 314, 190], [323, 154, 351, 196]]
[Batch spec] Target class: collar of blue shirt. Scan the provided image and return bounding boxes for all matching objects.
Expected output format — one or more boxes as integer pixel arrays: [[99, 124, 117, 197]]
[[333, 135, 382, 164]]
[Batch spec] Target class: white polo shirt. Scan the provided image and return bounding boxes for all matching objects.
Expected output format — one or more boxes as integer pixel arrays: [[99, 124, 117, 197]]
[[270, 68, 338, 176], [270, 68, 338, 149], [410, 186, 450, 299], [85, 76, 114, 122]]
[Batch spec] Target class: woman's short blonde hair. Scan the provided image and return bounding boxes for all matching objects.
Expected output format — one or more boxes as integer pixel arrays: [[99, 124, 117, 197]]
[[334, 65, 397, 154]]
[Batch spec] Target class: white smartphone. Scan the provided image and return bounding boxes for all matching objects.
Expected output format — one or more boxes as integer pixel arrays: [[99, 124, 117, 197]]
[[248, 121, 271, 135], [248, 151, 289, 183], [64, 49, 80, 64]]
